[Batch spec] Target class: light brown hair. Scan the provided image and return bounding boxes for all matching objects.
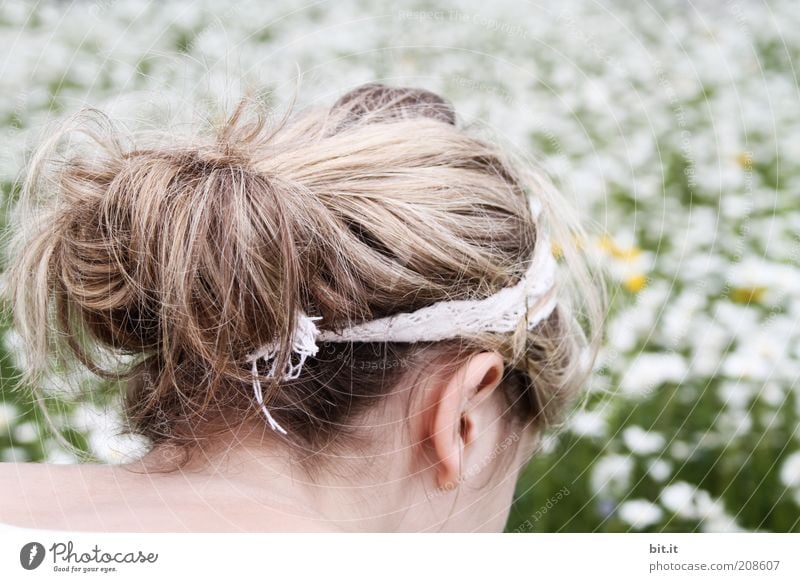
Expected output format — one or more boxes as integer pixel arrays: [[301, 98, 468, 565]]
[[5, 83, 606, 466]]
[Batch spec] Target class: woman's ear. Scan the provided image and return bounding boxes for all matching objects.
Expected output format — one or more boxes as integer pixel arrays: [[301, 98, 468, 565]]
[[429, 352, 506, 490]]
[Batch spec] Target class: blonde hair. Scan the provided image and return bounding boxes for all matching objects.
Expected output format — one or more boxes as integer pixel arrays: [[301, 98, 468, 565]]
[[5, 83, 606, 463]]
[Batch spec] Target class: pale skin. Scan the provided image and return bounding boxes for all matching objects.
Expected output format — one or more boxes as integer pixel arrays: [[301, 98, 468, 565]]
[[0, 352, 537, 532]]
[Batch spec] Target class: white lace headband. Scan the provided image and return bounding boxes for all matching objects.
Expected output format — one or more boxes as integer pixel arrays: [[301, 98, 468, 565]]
[[246, 225, 559, 435]]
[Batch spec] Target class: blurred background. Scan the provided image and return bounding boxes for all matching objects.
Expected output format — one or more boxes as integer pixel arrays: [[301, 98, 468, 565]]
[[0, 0, 798, 532]]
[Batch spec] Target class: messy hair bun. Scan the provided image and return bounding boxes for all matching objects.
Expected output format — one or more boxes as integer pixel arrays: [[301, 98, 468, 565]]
[[5, 84, 605, 461]]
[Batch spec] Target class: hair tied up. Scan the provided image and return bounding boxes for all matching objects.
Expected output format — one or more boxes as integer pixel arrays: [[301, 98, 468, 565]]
[[330, 83, 457, 131], [5, 82, 605, 458]]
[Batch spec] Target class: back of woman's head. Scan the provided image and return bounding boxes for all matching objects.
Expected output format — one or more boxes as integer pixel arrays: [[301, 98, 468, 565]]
[[5, 83, 605, 466]]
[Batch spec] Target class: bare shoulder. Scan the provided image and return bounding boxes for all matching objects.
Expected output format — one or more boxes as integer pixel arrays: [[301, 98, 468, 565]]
[[0, 462, 66, 524], [0, 461, 64, 497], [0, 460, 303, 532], [0, 460, 228, 532], [0, 462, 128, 529]]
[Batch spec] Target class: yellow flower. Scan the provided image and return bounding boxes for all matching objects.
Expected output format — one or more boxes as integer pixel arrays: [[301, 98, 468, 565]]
[[730, 286, 766, 304], [735, 152, 753, 169], [550, 234, 587, 259], [623, 274, 648, 293], [551, 240, 563, 259], [599, 234, 641, 261]]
